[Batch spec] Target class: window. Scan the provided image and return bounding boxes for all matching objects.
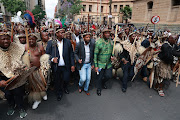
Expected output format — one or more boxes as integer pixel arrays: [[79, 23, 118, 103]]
[[114, 5, 117, 12], [83, 5, 86, 11], [147, 1, 153, 9], [101, 6, 103, 12], [120, 5, 123, 10], [172, 0, 180, 6], [126, 5, 130, 7], [89, 5, 92, 12]]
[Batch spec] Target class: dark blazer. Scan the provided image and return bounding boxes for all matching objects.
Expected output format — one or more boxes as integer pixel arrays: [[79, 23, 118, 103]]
[[46, 38, 75, 72], [74, 39, 95, 70]]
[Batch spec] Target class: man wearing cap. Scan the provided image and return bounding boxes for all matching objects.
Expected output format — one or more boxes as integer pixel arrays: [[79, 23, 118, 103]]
[[46, 28, 75, 101], [39, 28, 49, 51], [94, 28, 114, 96], [18, 34, 26, 44], [75, 32, 95, 95], [0, 32, 27, 118]]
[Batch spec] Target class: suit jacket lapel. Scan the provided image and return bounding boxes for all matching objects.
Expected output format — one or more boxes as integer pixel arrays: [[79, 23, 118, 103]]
[[62, 39, 65, 58]]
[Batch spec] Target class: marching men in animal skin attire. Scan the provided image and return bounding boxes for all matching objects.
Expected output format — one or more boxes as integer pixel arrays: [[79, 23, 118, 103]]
[[153, 35, 180, 97], [118, 32, 147, 92], [23, 33, 50, 109], [0, 32, 27, 118]]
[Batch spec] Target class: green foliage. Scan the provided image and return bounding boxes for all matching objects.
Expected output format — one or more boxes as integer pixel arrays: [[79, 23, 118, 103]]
[[32, 5, 46, 20], [58, 0, 83, 19], [69, 0, 83, 16], [120, 6, 132, 23], [0, 0, 26, 15]]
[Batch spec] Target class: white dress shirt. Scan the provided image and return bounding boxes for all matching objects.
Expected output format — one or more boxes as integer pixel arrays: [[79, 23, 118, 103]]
[[75, 35, 80, 43], [57, 40, 65, 66], [51, 39, 65, 66], [84, 42, 90, 63]]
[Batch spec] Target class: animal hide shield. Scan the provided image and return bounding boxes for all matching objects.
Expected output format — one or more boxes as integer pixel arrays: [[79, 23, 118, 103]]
[[132, 47, 152, 81]]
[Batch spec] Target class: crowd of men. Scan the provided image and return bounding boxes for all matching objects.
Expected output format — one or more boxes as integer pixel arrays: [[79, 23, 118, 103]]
[[0, 20, 180, 119]]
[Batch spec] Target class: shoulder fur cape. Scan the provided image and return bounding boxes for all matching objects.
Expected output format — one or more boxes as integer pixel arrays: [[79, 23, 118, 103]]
[[0, 42, 25, 78]]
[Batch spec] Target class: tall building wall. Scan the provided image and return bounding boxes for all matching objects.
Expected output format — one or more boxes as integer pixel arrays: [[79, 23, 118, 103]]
[[132, 0, 180, 24]]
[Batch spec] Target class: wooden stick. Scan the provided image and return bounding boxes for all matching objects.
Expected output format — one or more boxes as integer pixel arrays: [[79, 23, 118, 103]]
[[112, 25, 118, 55], [176, 63, 180, 87], [5, 76, 16, 84], [11, 22, 14, 42], [149, 67, 155, 88], [25, 27, 30, 54], [88, 14, 90, 32]]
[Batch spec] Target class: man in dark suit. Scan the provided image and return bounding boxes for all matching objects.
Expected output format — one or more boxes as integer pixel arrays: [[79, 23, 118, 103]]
[[74, 33, 95, 95], [46, 28, 75, 101]]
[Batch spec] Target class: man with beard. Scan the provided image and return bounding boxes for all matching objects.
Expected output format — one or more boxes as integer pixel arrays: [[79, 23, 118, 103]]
[[0, 32, 27, 118], [46, 28, 75, 101], [94, 28, 114, 96], [75, 33, 95, 95]]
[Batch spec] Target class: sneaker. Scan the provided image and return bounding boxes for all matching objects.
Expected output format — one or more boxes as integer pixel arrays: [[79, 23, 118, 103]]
[[19, 109, 27, 119], [7, 107, 15, 116], [43, 95, 48, 101], [32, 101, 41, 109]]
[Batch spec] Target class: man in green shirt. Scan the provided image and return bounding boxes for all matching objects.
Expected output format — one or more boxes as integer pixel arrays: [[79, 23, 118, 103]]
[[94, 28, 114, 96]]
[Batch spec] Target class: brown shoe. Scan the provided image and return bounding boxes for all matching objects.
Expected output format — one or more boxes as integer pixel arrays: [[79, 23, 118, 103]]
[[85, 91, 90, 96]]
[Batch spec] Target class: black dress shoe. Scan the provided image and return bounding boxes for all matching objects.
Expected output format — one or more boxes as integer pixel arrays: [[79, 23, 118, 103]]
[[103, 84, 107, 89], [64, 89, 69, 94], [57, 94, 63, 101], [97, 90, 101, 96], [122, 88, 126, 93]]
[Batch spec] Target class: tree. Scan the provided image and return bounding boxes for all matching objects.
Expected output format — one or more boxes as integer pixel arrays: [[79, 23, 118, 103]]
[[120, 6, 132, 23], [0, 0, 26, 15], [58, 0, 83, 20], [32, 5, 46, 20]]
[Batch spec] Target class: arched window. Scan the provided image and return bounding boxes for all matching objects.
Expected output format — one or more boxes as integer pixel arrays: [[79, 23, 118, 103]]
[[172, 0, 180, 6], [147, 1, 153, 9]]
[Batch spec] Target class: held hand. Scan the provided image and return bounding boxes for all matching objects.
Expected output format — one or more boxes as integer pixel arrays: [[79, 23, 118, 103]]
[[123, 60, 128, 65], [71, 66, 75, 72], [91, 65, 94, 70], [95, 67, 99, 73], [111, 56, 115, 61], [0, 80, 7, 87], [53, 57, 58, 63], [122, 58, 128, 65], [78, 59, 82, 64]]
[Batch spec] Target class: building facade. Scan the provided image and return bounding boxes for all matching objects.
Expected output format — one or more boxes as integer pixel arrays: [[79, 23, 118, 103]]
[[0, 3, 11, 22], [75, 0, 134, 24], [132, 0, 180, 24], [24, 0, 45, 11], [57, 0, 134, 24]]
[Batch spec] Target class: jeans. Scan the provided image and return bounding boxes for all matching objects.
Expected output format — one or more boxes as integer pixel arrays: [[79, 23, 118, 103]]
[[79, 63, 91, 91], [96, 67, 112, 90]]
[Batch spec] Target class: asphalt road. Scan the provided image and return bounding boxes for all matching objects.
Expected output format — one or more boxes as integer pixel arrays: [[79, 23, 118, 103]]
[[0, 74, 180, 120]]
